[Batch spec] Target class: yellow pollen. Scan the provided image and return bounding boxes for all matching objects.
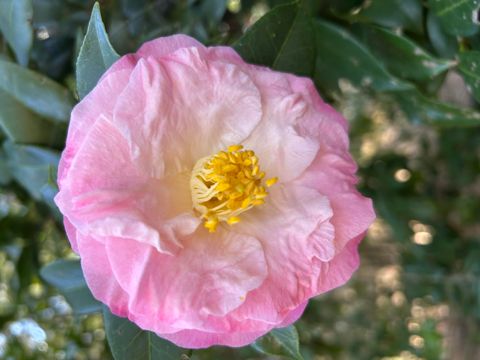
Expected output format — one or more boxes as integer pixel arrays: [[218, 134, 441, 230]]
[[190, 145, 277, 232]]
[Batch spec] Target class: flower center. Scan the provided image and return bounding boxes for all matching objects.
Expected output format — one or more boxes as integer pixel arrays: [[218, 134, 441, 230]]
[[190, 145, 278, 232]]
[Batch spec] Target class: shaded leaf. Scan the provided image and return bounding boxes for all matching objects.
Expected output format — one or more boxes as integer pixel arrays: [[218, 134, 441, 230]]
[[0, 59, 74, 122], [103, 307, 190, 360], [313, 20, 412, 94], [40, 259, 102, 315], [458, 50, 480, 102], [76, 2, 120, 99], [2, 141, 59, 203], [426, 11, 458, 58], [428, 0, 480, 36], [0, 0, 33, 66], [0, 89, 55, 145], [348, 0, 423, 33], [0, 148, 11, 185], [234, 1, 315, 77], [252, 326, 304, 360], [360, 26, 455, 81]]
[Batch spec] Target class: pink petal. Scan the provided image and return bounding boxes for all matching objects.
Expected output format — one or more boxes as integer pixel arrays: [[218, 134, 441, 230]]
[[230, 184, 334, 324], [242, 72, 319, 182], [104, 229, 268, 333], [76, 233, 130, 317], [63, 217, 78, 253], [137, 34, 204, 58], [112, 52, 262, 175]]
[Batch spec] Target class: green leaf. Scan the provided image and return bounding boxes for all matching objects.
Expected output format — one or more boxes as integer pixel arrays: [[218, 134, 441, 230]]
[[348, 0, 423, 33], [103, 307, 190, 360], [252, 326, 304, 360], [0, 89, 56, 145], [0, 147, 11, 185], [0, 59, 74, 122], [76, 2, 120, 99], [458, 51, 480, 102], [428, 0, 480, 36], [426, 12, 458, 58], [394, 89, 480, 126], [359, 26, 455, 81], [0, 0, 33, 66], [40, 259, 102, 315], [313, 20, 412, 94], [2, 140, 59, 200], [234, 1, 316, 77]]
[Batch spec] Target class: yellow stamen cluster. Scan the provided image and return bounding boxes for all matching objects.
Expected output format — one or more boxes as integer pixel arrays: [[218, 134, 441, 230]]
[[190, 145, 278, 232]]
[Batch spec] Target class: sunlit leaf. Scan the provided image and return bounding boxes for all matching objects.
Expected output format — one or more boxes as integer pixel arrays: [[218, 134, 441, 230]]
[[252, 326, 304, 360], [0, 0, 33, 66], [458, 50, 480, 103], [0, 59, 74, 122], [428, 0, 480, 36], [76, 2, 120, 99], [348, 0, 423, 33], [313, 20, 412, 94], [359, 26, 455, 81], [40, 259, 102, 315], [234, 1, 315, 77], [103, 307, 190, 360]]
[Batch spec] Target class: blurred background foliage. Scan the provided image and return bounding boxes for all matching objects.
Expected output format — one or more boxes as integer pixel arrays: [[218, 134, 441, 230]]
[[0, 0, 480, 359]]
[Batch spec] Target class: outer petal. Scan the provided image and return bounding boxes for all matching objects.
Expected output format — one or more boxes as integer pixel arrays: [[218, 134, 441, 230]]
[[137, 34, 204, 58], [161, 328, 269, 349], [104, 229, 268, 333], [63, 217, 78, 254], [229, 184, 334, 324], [76, 233, 130, 317], [112, 51, 262, 175], [58, 60, 134, 188], [55, 116, 196, 254]]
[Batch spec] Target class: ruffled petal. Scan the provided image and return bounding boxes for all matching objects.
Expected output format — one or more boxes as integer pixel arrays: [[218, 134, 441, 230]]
[[55, 116, 196, 254], [229, 184, 334, 323], [104, 229, 268, 333], [242, 72, 319, 182], [111, 51, 262, 176]]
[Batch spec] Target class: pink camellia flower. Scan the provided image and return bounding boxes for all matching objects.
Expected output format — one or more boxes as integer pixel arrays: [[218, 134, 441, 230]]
[[55, 34, 375, 349]]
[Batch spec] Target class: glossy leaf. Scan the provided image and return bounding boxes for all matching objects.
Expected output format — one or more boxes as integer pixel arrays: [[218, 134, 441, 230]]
[[0, 59, 74, 122], [0, 89, 54, 145], [103, 307, 190, 360], [2, 141, 59, 201], [76, 2, 120, 99], [40, 259, 102, 315], [234, 1, 315, 77], [252, 326, 304, 360], [0, 0, 33, 66], [349, 0, 423, 33], [428, 0, 480, 36], [394, 89, 480, 126], [360, 26, 454, 81], [458, 51, 480, 103], [426, 12, 458, 58], [314, 20, 411, 94]]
